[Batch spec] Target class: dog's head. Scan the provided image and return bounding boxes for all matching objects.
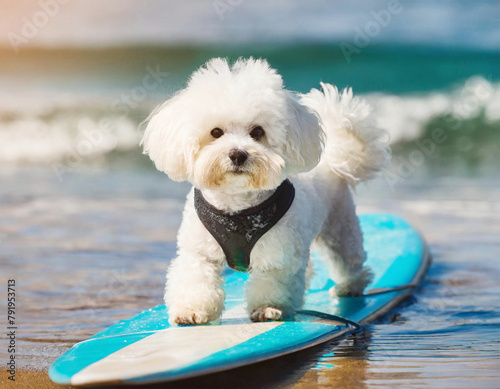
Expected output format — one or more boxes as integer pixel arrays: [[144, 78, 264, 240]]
[[142, 58, 324, 192]]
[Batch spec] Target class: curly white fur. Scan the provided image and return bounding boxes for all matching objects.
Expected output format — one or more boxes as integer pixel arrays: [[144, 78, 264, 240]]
[[141, 58, 390, 325], [301, 83, 390, 186]]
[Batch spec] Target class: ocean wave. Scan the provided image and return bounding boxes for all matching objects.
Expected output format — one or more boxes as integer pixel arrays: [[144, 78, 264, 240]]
[[373, 76, 500, 173], [370, 76, 500, 144], [0, 76, 498, 170], [0, 96, 147, 168]]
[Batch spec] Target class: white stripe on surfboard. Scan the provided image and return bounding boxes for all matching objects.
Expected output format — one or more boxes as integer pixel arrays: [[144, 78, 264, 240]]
[[71, 305, 280, 385], [220, 302, 251, 323]]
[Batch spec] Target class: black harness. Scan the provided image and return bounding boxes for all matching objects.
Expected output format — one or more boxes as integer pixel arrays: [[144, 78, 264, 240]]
[[194, 179, 295, 272]]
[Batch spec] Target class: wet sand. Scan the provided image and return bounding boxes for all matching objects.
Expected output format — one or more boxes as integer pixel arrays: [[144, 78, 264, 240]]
[[1, 370, 61, 389]]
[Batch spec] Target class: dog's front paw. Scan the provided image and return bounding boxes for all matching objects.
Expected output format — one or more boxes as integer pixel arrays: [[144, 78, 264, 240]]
[[168, 307, 217, 326], [250, 306, 282, 322]]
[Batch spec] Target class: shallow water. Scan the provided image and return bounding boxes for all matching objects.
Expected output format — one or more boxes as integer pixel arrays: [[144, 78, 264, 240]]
[[0, 168, 499, 388]]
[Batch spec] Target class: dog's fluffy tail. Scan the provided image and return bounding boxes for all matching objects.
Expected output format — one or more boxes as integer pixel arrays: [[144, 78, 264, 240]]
[[301, 83, 390, 186]]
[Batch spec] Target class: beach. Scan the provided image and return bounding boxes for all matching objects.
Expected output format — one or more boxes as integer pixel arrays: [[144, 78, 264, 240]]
[[1, 1, 499, 386]]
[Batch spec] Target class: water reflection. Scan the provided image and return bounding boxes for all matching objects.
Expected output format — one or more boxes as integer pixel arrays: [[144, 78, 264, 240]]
[[298, 332, 372, 389]]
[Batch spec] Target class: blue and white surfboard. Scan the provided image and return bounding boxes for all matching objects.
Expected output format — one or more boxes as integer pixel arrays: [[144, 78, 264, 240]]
[[49, 214, 430, 386]]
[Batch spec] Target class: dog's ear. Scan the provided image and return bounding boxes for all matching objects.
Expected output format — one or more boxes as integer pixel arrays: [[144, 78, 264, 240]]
[[141, 92, 197, 181], [283, 92, 325, 173]]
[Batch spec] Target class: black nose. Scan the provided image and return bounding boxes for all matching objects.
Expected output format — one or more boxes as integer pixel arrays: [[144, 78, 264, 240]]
[[229, 149, 248, 166]]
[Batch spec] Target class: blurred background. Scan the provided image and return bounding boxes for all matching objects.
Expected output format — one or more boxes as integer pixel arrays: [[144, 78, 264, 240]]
[[0, 1, 499, 388]]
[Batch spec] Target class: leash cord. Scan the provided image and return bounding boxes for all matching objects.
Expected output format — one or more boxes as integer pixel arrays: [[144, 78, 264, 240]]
[[296, 310, 364, 334], [363, 283, 417, 296], [296, 284, 418, 333]]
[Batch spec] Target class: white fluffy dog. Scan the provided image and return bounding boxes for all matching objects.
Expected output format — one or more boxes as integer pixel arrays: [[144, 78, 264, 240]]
[[142, 58, 389, 325]]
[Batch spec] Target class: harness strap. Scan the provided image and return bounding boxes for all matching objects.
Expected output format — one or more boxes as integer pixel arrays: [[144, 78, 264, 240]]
[[195, 179, 295, 272]]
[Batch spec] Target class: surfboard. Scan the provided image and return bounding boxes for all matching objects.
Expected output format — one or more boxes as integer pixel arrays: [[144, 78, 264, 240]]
[[49, 213, 430, 386]]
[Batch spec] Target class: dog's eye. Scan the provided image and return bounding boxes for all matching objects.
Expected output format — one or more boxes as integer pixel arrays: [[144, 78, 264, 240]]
[[250, 126, 265, 141], [210, 128, 224, 139]]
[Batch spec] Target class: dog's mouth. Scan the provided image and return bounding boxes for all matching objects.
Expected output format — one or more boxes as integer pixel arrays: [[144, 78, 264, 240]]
[[230, 167, 249, 174]]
